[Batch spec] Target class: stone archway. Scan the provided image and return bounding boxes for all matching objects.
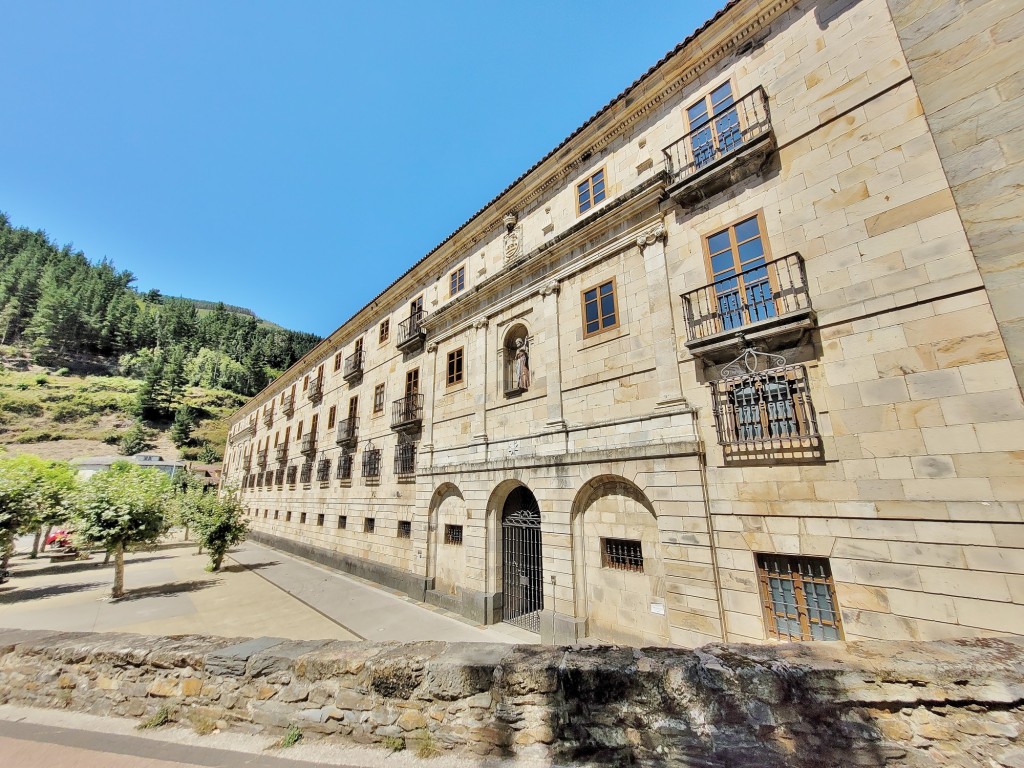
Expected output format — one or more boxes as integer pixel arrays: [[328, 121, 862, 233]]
[[427, 483, 466, 596], [501, 485, 544, 633]]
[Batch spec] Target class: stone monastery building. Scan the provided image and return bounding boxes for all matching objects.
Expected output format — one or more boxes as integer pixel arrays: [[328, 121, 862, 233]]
[[223, 0, 1024, 646]]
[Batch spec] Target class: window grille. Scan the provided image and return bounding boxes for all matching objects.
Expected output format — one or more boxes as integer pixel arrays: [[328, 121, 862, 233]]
[[397, 520, 412, 539], [710, 362, 820, 451], [444, 524, 464, 546], [337, 453, 353, 481], [394, 443, 416, 476], [286, 465, 297, 485], [362, 449, 381, 478], [316, 458, 331, 482], [317, 513, 325, 527], [275, 467, 285, 485], [602, 538, 644, 572], [757, 554, 843, 641], [299, 462, 313, 484], [338, 515, 347, 530], [364, 518, 375, 534]]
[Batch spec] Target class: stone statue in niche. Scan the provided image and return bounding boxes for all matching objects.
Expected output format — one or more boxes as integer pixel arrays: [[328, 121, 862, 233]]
[[514, 337, 530, 391]]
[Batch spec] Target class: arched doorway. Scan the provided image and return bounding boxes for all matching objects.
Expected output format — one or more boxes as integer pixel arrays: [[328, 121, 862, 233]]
[[501, 485, 544, 632]]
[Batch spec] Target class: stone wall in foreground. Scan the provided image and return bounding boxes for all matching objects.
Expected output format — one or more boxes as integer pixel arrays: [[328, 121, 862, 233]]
[[0, 628, 1022, 767]]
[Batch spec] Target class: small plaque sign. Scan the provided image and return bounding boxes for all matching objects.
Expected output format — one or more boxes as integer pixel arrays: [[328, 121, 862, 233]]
[[650, 602, 666, 615]]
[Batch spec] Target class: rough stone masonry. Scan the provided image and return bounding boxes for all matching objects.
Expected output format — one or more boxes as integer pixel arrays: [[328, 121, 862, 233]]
[[0, 628, 1022, 767]]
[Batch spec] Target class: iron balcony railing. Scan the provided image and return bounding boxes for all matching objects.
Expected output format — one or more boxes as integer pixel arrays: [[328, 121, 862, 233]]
[[681, 252, 811, 342], [316, 458, 331, 482], [262, 409, 274, 427], [275, 445, 288, 463], [307, 378, 323, 401], [396, 309, 426, 351], [337, 453, 353, 481], [281, 395, 295, 417], [663, 86, 772, 187], [300, 434, 317, 455], [335, 417, 358, 446], [362, 448, 381, 478], [299, 462, 313, 484], [256, 449, 268, 467], [391, 393, 424, 430], [394, 443, 417, 476], [343, 350, 364, 381], [246, 420, 257, 438], [286, 465, 297, 485]]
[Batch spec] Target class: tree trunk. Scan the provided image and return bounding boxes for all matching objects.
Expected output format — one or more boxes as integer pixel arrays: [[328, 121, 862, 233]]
[[112, 542, 125, 599], [103, 549, 112, 565], [1, 539, 11, 570], [183, 525, 189, 541], [212, 552, 223, 571], [40, 524, 53, 553], [30, 527, 42, 559]]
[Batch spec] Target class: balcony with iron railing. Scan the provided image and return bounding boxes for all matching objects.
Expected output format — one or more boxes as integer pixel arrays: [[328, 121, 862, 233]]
[[274, 467, 285, 486], [396, 310, 426, 352], [246, 419, 257, 438], [662, 86, 774, 207], [316, 458, 331, 483], [343, 350, 364, 382], [335, 417, 358, 447], [337, 453, 353, 481], [256, 449, 268, 467], [275, 445, 289, 463], [391, 393, 424, 432], [262, 409, 274, 427], [362, 448, 381, 479], [394, 444, 417, 477], [307, 378, 323, 402], [286, 465, 297, 485], [281, 395, 295, 417], [300, 434, 317, 455], [681, 252, 814, 362], [299, 462, 313, 484]]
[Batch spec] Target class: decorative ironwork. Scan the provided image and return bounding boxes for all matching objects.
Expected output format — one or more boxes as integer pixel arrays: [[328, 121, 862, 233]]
[[444, 524, 463, 545], [602, 538, 644, 572], [343, 350, 364, 381], [262, 408, 274, 427], [721, 346, 788, 378], [501, 486, 544, 633], [256, 449, 268, 467], [397, 309, 426, 351], [337, 453, 353, 481], [336, 417, 358, 447], [391, 393, 424, 431], [394, 443, 416, 476], [662, 86, 772, 186], [300, 434, 317, 455], [281, 395, 295, 416], [299, 462, 313, 484], [397, 520, 412, 539], [286, 465, 297, 485], [681, 252, 811, 342], [274, 467, 285, 486], [362, 447, 381, 478], [275, 445, 288, 463], [316, 457, 331, 482], [307, 378, 323, 401]]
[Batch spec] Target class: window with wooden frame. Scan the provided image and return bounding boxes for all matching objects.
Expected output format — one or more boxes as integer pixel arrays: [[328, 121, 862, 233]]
[[354, 337, 363, 357], [446, 348, 464, 386], [757, 554, 843, 641], [283, 426, 290, 445], [405, 368, 419, 396], [334, 351, 343, 371], [373, 383, 386, 413], [295, 421, 303, 440], [310, 413, 318, 437], [580, 278, 619, 338], [576, 167, 606, 215], [379, 319, 390, 344], [703, 212, 775, 332], [444, 524, 463, 546], [327, 405, 337, 430], [303, 375, 309, 392], [686, 80, 742, 170], [449, 265, 466, 297]]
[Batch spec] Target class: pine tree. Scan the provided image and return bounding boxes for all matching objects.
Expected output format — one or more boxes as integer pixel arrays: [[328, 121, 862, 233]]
[[170, 405, 195, 447]]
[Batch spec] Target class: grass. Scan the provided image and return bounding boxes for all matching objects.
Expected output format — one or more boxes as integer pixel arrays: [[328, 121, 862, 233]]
[[279, 724, 302, 748], [137, 706, 172, 730], [381, 735, 406, 752], [412, 731, 441, 759], [187, 710, 218, 735]]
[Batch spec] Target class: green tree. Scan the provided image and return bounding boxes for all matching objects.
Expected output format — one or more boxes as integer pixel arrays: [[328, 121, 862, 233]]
[[72, 462, 172, 598], [195, 490, 248, 571], [197, 442, 220, 463], [171, 470, 206, 543], [170, 405, 195, 447], [0, 455, 77, 562], [119, 424, 150, 455]]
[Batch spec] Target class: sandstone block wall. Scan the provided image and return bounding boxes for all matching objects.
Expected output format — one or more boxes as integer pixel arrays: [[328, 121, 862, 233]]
[[2, 628, 1023, 767]]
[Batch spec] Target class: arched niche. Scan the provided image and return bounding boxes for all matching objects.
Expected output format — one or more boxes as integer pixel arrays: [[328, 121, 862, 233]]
[[499, 322, 531, 397]]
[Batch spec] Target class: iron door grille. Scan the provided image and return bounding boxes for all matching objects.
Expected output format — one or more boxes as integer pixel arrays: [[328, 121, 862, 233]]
[[501, 502, 544, 633]]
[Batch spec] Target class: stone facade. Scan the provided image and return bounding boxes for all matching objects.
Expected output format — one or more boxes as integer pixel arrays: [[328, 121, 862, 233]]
[[2, 629, 1023, 766], [222, 0, 1024, 646]]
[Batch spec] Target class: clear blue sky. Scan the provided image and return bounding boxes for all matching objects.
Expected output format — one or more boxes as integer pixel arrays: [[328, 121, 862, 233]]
[[1, 1, 715, 337]]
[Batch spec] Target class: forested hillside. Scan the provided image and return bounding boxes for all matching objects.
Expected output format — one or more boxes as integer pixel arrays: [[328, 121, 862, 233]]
[[0, 212, 320, 402]]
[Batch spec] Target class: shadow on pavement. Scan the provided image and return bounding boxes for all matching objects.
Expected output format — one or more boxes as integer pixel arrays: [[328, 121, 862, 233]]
[[220, 561, 280, 574], [0, 581, 107, 604], [115, 579, 221, 602]]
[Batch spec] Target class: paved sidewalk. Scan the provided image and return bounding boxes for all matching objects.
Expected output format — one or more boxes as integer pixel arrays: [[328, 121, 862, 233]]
[[228, 541, 532, 644]]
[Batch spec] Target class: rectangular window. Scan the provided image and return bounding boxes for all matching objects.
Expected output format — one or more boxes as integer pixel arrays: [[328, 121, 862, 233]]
[[300, 512, 307, 524], [348, 396, 359, 419], [296, 421, 303, 440], [602, 538, 644, 572], [446, 348, 464, 386], [355, 337, 363, 357], [405, 368, 419, 396], [338, 515, 347, 530], [334, 351, 342, 371], [444, 524, 463, 546], [449, 265, 466, 296], [576, 168, 606, 215], [274, 510, 279, 520], [317, 513, 325, 527], [397, 520, 412, 539], [364, 518, 375, 534], [327, 405, 337, 430], [704, 212, 774, 331], [379, 319, 390, 343], [286, 511, 292, 522], [373, 383, 386, 413], [686, 81, 742, 169], [303, 375, 309, 391], [581, 278, 619, 337], [757, 554, 843, 641]]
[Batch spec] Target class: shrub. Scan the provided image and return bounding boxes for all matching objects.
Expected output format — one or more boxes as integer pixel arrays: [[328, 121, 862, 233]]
[[56, 367, 71, 377], [119, 424, 150, 455], [137, 706, 172, 730], [279, 724, 302, 748], [34, 374, 49, 386]]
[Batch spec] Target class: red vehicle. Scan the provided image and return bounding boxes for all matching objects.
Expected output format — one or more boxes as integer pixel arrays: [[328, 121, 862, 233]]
[[46, 529, 73, 548]]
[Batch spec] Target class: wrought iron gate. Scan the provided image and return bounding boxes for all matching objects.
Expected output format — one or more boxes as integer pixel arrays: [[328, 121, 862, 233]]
[[501, 487, 544, 633]]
